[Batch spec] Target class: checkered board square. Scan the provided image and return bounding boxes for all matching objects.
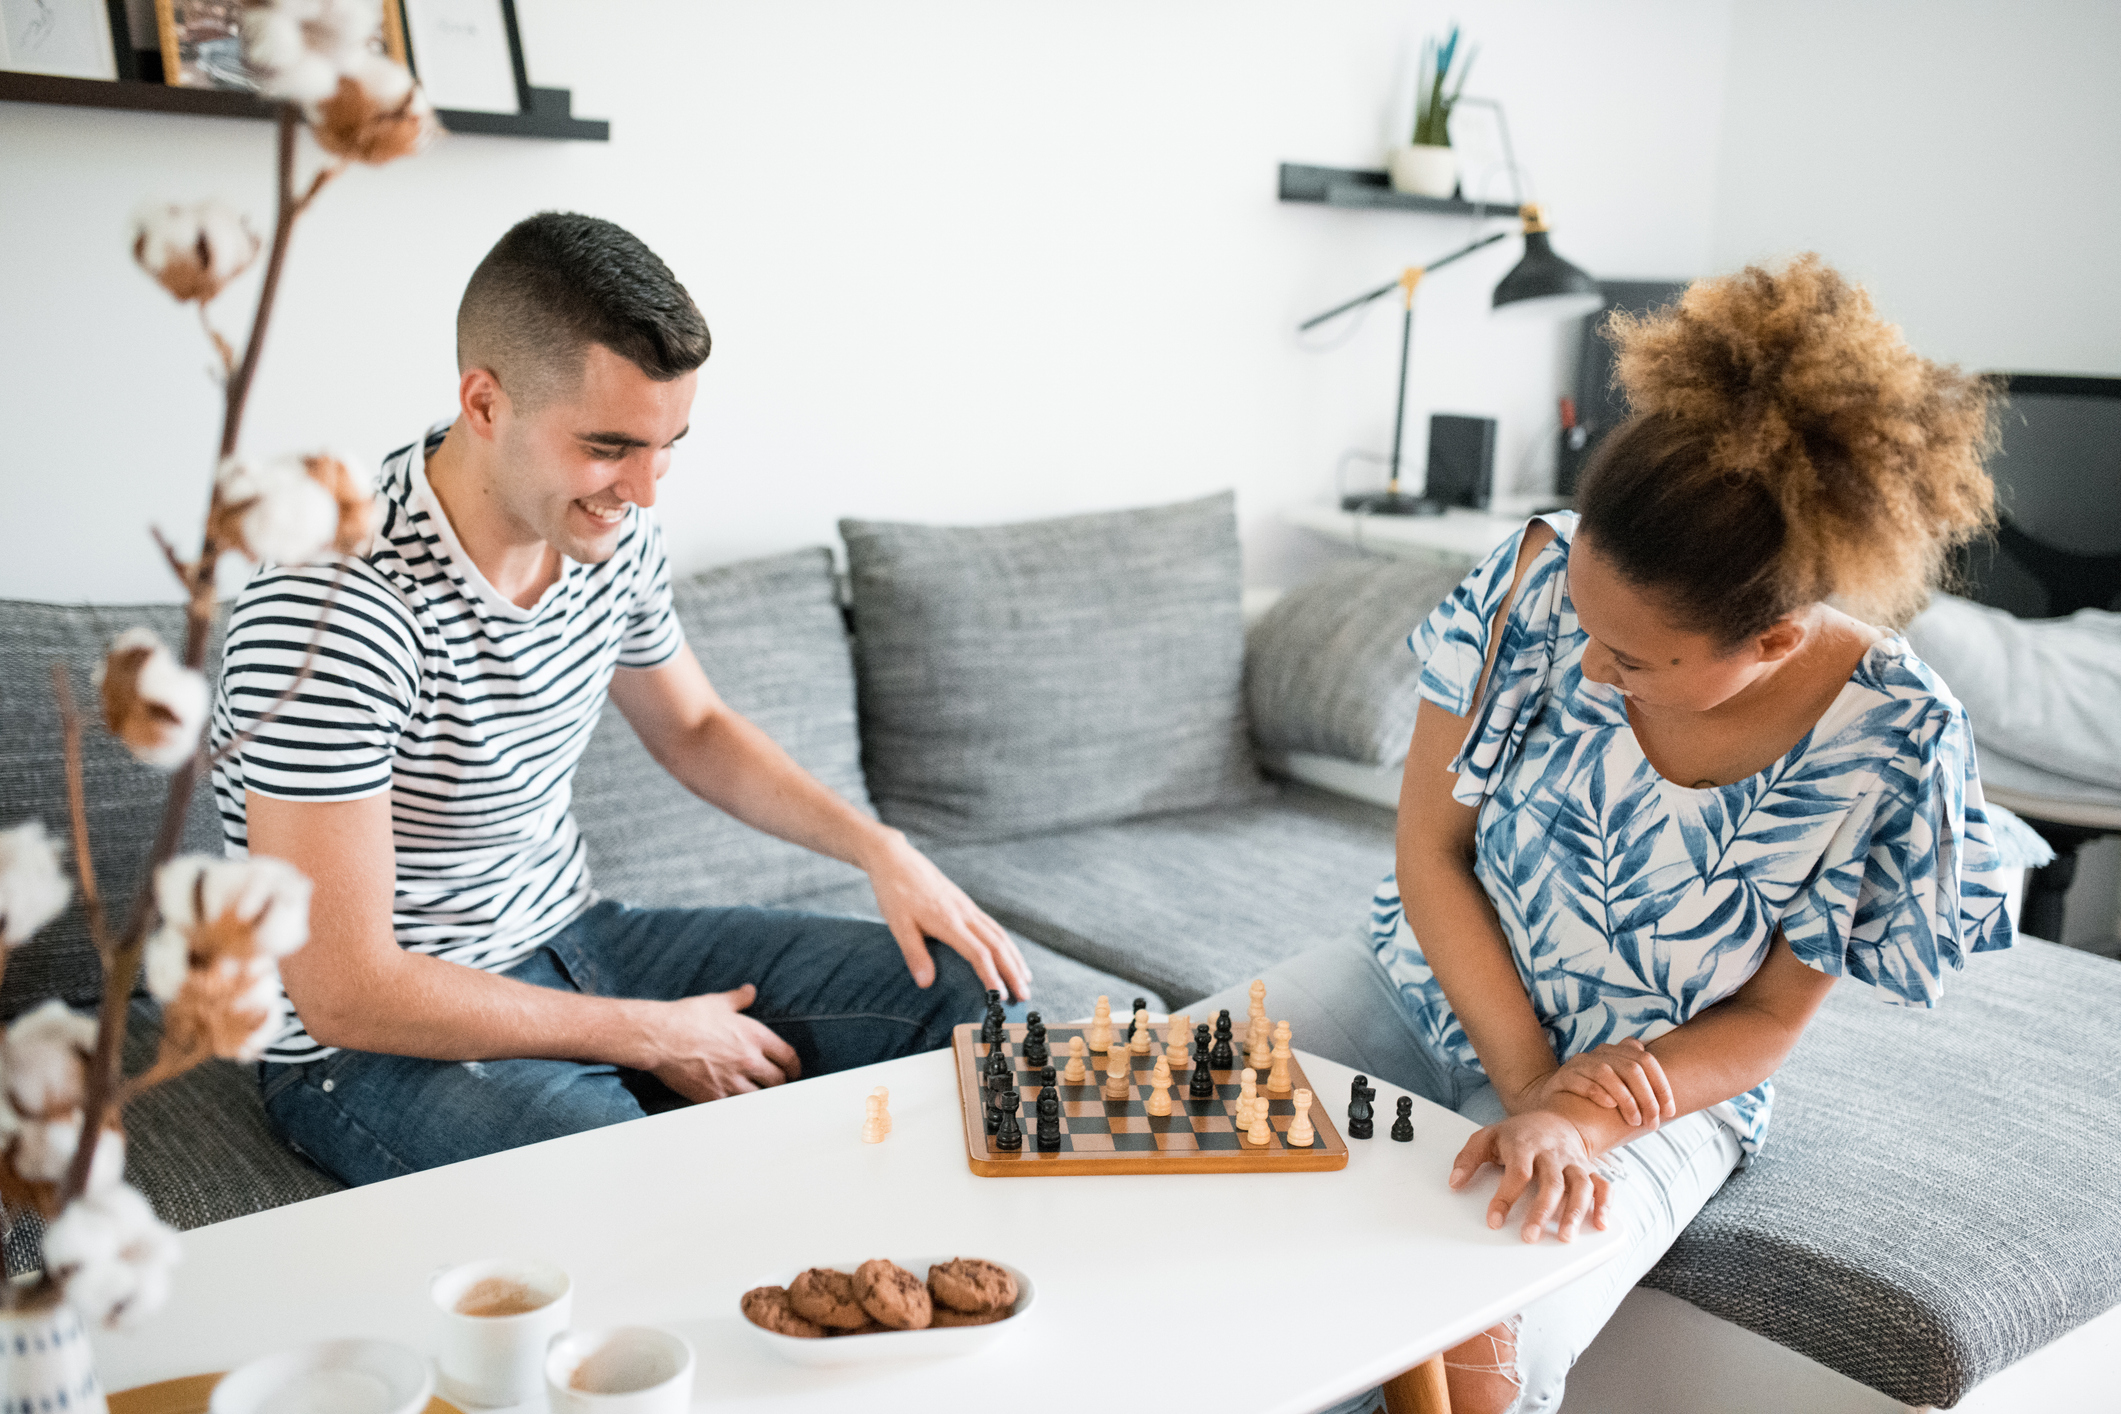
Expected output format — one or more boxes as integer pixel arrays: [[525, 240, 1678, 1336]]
[[951, 1022, 1349, 1176]]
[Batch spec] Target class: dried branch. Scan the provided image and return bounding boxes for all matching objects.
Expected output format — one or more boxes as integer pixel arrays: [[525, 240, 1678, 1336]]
[[207, 562, 347, 767], [197, 304, 235, 378], [293, 160, 347, 218], [149, 526, 192, 588], [50, 666, 108, 965]]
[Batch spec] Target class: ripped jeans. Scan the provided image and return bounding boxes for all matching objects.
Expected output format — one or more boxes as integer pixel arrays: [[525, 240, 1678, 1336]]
[[258, 899, 986, 1186], [1187, 933, 1744, 1414]]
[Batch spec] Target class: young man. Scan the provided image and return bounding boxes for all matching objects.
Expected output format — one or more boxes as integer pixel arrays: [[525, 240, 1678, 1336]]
[[210, 212, 1022, 1185]]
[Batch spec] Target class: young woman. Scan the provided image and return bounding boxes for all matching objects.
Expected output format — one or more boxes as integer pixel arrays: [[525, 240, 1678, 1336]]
[[1197, 256, 2020, 1414]]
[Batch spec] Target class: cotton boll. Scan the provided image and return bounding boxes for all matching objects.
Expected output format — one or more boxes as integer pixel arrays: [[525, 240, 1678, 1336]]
[[143, 925, 189, 1004], [94, 628, 209, 770], [156, 855, 312, 960], [13, 1117, 122, 1193], [0, 821, 71, 948], [130, 201, 259, 304], [214, 457, 341, 565], [309, 58, 437, 165], [44, 1182, 180, 1330], [5, 1000, 98, 1117]]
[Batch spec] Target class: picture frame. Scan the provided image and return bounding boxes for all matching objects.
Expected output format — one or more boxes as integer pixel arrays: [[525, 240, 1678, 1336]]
[[399, 0, 526, 115], [153, 0, 406, 93], [0, 0, 120, 79]]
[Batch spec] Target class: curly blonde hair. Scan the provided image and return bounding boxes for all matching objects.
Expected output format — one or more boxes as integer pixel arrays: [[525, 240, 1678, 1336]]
[[1577, 254, 1997, 640]]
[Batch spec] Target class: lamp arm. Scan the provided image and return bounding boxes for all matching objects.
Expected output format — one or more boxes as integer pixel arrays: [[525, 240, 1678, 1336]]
[[1295, 229, 1508, 332]]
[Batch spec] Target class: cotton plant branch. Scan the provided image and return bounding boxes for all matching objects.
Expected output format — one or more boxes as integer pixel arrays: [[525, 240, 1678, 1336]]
[[205, 565, 348, 768]]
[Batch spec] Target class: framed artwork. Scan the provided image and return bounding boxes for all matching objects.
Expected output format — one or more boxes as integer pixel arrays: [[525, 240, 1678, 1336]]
[[399, 0, 526, 114], [154, 0, 406, 92], [0, 0, 120, 78]]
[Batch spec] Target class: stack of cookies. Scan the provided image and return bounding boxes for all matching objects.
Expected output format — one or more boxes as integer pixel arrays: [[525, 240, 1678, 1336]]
[[741, 1258, 1018, 1338]]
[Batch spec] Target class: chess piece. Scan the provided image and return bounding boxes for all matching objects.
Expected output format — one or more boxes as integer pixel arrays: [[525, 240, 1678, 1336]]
[[1266, 1021, 1294, 1098], [1036, 1089, 1062, 1149], [1211, 1010, 1235, 1069], [1247, 999, 1272, 1069], [984, 1094, 1002, 1134], [1024, 1029, 1048, 1069], [995, 1105, 1024, 1151], [980, 990, 1003, 1044], [1348, 1075, 1375, 1140], [1165, 1014, 1190, 1070], [1129, 1007, 1154, 1055], [1391, 1095, 1415, 1142], [871, 1086, 892, 1135], [1039, 1064, 1057, 1092], [1189, 1048, 1216, 1100], [1062, 1036, 1089, 1084], [1288, 1088, 1315, 1148], [1246, 980, 1267, 1046], [1127, 997, 1148, 1043], [1104, 1047, 1133, 1102], [1247, 1108, 1273, 1146], [862, 1094, 887, 1143], [1087, 996, 1113, 1053], [985, 1043, 1012, 1092], [1146, 1058, 1173, 1116], [1233, 1069, 1256, 1131]]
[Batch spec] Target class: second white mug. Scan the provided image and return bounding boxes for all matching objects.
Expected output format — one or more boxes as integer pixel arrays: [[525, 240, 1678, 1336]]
[[429, 1258, 573, 1408]]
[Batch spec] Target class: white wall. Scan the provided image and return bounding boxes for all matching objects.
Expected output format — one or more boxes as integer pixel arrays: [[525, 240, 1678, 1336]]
[[0, 0, 1734, 604], [1714, 0, 2121, 952]]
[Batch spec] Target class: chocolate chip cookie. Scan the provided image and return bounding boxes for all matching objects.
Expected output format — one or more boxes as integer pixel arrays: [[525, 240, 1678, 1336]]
[[741, 1285, 824, 1338], [787, 1267, 868, 1329], [853, 1258, 932, 1330], [926, 1257, 1017, 1314]]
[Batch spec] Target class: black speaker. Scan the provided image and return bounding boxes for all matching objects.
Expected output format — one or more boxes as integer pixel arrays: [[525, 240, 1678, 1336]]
[[1425, 414, 1498, 510]]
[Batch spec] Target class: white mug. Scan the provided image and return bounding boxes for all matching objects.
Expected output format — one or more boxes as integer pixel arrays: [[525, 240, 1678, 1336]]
[[429, 1258, 574, 1408], [544, 1327, 695, 1414]]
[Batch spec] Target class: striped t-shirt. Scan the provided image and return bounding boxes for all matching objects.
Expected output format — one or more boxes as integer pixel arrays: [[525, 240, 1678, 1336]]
[[209, 422, 683, 1063]]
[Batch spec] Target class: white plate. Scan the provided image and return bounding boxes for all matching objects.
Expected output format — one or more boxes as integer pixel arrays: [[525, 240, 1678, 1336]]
[[739, 1256, 1035, 1367], [209, 1339, 433, 1414]]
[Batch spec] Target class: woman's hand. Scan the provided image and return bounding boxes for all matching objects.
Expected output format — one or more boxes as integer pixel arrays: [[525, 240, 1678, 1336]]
[[1450, 1110, 1611, 1244], [1514, 1037, 1675, 1129]]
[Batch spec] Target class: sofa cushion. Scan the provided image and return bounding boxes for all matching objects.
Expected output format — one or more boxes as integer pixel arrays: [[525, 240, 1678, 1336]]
[[1245, 558, 1467, 766], [0, 600, 227, 1018], [572, 549, 873, 909], [922, 782, 1396, 1005], [1644, 938, 2121, 1407], [780, 881, 1166, 1026], [840, 494, 1267, 843]]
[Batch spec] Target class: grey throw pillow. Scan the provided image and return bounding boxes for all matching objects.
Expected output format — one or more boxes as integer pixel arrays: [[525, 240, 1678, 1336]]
[[841, 493, 1266, 843], [572, 548, 874, 909], [1244, 558, 1468, 766]]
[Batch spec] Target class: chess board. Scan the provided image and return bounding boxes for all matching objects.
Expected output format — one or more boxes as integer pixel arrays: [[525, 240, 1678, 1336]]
[[950, 1022, 1349, 1177]]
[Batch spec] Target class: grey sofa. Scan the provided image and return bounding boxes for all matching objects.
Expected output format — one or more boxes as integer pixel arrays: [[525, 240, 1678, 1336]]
[[1, 493, 2115, 1410]]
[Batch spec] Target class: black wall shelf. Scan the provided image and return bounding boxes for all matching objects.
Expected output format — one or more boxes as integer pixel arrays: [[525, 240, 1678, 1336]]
[[1280, 163, 1516, 218], [0, 68, 608, 141]]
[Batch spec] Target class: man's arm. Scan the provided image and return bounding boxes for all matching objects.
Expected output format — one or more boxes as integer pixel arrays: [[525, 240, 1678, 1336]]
[[255, 790, 800, 1098], [605, 643, 1031, 999]]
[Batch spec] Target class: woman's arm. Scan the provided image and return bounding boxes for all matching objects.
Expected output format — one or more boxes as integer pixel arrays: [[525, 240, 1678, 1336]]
[[1397, 520, 1571, 1109]]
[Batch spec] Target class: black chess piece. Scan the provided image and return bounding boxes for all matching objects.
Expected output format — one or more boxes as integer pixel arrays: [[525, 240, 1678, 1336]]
[[984, 1095, 1002, 1134], [1348, 1074, 1375, 1140], [1039, 1064, 1058, 1091], [979, 1009, 1001, 1046], [1211, 1010, 1235, 1068], [985, 1044, 1012, 1092], [1126, 997, 1148, 1043], [1189, 1048, 1216, 1100], [1023, 1023, 1049, 1068], [996, 1085, 1020, 1121], [1036, 1089, 1062, 1149], [1391, 1096, 1415, 1142], [995, 1106, 1024, 1151]]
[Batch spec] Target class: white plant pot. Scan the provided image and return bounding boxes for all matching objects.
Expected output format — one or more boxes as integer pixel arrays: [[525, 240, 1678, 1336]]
[[0, 1301, 106, 1414], [1388, 144, 1458, 199]]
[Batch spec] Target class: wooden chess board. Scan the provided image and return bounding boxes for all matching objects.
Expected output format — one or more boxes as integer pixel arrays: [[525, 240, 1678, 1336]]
[[950, 1022, 1349, 1177]]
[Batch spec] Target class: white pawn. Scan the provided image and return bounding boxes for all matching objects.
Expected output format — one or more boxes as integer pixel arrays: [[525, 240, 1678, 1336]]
[[1062, 1035, 1089, 1084], [1288, 1087, 1315, 1148], [862, 1094, 887, 1144], [1129, 1006, 1154, 1055], [1267, 1021, 1294, 1097], [871, 1086, 892, 1135], [1233, 1069, 1258, 1131], [1087, 995, 1113, 1053], [1164, 1014, 1189, 1074], [1146, 1057, 1173, 1116], [1248, 1016, 1272, 1071], [1247, 1106, 1273, 1147]]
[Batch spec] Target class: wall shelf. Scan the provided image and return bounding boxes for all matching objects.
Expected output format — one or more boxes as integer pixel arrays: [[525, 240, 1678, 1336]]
[[0, 68, 608, 141], [1279, 163, 1516, 218]]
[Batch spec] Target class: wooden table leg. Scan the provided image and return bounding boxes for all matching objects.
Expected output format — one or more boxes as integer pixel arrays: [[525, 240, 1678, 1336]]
[[1381, 1353, 1451, 1414]]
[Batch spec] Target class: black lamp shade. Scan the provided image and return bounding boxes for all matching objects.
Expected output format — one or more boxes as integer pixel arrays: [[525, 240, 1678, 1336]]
[[1492, 229, 1603, 321]]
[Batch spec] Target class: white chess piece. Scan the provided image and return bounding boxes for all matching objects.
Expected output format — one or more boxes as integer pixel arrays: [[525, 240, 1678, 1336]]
[[1129, 1006, 1154, 1055], [1233, 1069, 1257, 1131], [1062, 1036, 1089, 1084], [1087, 995, 1113, 1053], [862, 1094, 887, 1144], [1247, 1107, 1272, 1146], [1267, 1021, 1294, 1097], [1164, 1015, 1189, 1074], [1146, 1058, 1173, 1116], [1104, 1043, 1133, 1101], [871, 1086, 892, 1135], [1288, 1088, 1315, 1148]]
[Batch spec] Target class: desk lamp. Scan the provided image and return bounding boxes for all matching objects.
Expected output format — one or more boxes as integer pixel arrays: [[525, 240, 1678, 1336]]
[[1302, 203, 1601, 515]]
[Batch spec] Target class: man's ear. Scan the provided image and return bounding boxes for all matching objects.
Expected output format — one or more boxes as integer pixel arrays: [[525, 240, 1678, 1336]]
[[1755, 616, 1806, 664], [459, 367, 508, 439]]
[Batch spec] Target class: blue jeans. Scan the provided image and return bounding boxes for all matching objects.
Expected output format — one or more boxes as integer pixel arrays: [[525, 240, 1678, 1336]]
[[259, 899, 986, 1186]]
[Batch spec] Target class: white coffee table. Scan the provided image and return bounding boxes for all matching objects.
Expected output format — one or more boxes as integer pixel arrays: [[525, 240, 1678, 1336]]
[[91, 1048, 1621, 1413]]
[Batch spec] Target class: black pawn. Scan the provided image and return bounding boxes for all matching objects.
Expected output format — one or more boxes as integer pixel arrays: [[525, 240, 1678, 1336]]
[[979, 990, 1004, 1044], [1391, 1096, 1415, 1142], [984, 1095, 1001, 1134], [985, 1044, 1012, 1092], [1039, 1064, 1058, 1091], [1036, 1090, 1062, 1149], [1348, 1075, 1375, 1140], [1211, 1010, 1235, 1069], [1189, 1048, 1216, 1100], [995, 1107, 1024, 1151], [1023, 1022, 1049, 1069], [1126, 997, 1148, 1043]]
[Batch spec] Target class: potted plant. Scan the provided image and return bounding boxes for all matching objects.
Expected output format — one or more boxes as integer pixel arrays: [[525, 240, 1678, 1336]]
[[1388, 26, 1475, 199]]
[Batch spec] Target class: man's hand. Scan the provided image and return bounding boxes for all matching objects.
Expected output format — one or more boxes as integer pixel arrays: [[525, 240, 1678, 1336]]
[[638, 984, 801, 1101], [859, 829, 1031, 1001], [1449, 1110, 1612, 1244], [1512, 1037, 1675, 1129]]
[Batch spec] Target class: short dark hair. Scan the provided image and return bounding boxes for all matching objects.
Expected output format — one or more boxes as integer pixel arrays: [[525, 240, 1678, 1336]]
[[456, 212, 710, 405]]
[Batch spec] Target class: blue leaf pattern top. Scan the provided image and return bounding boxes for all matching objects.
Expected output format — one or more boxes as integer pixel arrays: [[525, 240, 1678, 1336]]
[[1370, 513, 2016, 1156]]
